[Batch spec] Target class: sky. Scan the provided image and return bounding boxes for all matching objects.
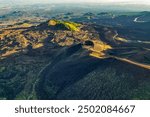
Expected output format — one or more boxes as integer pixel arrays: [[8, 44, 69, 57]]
[[0, 0, 150, 5]]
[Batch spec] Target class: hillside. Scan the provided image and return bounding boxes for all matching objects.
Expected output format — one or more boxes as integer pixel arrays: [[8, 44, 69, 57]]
[[0, 19, 150, 100]]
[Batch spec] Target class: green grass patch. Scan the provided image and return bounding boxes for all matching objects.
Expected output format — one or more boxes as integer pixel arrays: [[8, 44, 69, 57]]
[[48, 19, 81, 31]]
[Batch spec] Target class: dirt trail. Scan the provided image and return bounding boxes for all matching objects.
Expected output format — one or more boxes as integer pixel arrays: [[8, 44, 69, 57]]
[[89, 49, 150, 70], [111, 56, 150, 70]]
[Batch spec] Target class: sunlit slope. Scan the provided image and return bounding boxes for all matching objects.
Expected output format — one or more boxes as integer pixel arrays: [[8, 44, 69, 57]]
[[0, 19, 150, 100], [48, 19, 81, 31]]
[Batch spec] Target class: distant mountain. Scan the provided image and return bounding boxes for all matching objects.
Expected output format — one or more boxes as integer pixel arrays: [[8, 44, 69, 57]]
[[0, 11, 28, 20]]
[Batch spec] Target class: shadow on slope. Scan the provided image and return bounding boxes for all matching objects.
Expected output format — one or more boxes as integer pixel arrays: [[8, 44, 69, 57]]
[[36, 44, 150, 100]]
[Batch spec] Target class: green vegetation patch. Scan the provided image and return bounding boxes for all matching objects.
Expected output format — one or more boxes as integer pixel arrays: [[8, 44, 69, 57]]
[[0, 67, 6, 73], [48, 19, 81, 31]]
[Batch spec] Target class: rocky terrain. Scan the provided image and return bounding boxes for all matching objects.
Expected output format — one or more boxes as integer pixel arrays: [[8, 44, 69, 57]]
[[0, 18, 150, 100]]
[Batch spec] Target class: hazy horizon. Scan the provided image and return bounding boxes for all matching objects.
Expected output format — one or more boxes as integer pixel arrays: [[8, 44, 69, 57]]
[[0, 0, 150, 5], [0, 0, 150, 12]]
